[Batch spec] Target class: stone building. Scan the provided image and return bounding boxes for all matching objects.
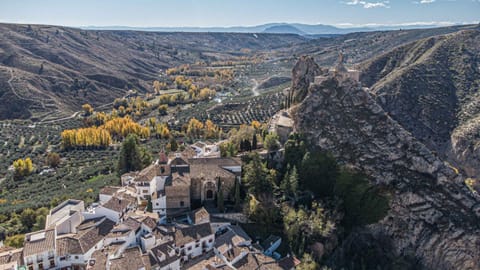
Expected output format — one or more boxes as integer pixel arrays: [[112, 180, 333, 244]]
[[123, 150, 241, 218]]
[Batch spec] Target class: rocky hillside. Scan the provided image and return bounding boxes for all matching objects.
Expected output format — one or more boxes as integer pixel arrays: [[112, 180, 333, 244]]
[[360, 29, 480, 177], [0, 23, 306, 120], [291, 57, 480, 269]]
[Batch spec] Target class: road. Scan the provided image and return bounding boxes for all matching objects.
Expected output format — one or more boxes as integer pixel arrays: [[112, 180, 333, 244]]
[[251, 79, 260, 96]]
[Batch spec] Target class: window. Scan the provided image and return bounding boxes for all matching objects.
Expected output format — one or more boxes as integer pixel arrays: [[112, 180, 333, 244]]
[[195, 243, 200, 248], [180, 201, 184, 207], [28, 266, 34, 270], [188, 246, 192, 251], [74, 256, 79, 259], [143, 190, 149, 193], [156, 203, 159, 206], [208, 239, 213, 243], [38, 262, 44, 270], [50, 259, 55, 267]]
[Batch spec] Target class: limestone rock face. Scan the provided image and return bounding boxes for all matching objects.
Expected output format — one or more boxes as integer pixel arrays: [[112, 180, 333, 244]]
[[289, 55, 323, 103], [291, 63, 480, 269]]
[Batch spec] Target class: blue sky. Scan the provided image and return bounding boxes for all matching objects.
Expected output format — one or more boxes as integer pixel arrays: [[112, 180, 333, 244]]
[[0, 0, 478, 27]]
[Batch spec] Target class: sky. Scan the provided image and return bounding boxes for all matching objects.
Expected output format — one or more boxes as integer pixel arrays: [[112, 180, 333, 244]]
[[0, 0, 478, 28]]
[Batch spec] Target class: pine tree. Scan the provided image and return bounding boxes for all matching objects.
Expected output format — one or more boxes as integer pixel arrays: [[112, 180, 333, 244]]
[[217, 180, 224, 212], [118, 134, 142, 174], [252, 133, 258, 150], [290, 166, 299, 197]]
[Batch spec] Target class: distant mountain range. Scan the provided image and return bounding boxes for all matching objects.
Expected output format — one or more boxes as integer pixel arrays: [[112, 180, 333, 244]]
[[83, 22, 462, 35]]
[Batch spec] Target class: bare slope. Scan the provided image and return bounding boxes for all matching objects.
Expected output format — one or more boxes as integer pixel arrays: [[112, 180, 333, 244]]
[[360, 29, 480, 176]]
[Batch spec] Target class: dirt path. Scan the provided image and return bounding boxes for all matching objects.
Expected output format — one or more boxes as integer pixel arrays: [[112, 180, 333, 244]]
[[251, 79, 260, 96]]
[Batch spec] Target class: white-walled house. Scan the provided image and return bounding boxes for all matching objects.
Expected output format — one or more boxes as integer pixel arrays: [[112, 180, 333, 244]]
[[46, 199, 85, 236], [55, 217, 115, 269], [173, 223, 215, 261], [149, 241, 181, 270], [23, 229, 56, 270], [84, 195, 136, 223]]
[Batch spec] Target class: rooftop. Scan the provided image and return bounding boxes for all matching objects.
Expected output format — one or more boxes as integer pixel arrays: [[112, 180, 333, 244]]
[[24, 229, 56, 257], [174, 223, 213, 247], [109, 246, 146, 270]]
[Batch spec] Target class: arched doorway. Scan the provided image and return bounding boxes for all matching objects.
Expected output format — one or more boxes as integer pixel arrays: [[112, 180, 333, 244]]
[[206, 190, 214, 200], [203, 181, 216, 201]]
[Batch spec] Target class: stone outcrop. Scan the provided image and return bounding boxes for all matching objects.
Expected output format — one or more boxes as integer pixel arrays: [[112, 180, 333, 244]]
[[291, 57, 480, 269], [289, 55, 323, 103]]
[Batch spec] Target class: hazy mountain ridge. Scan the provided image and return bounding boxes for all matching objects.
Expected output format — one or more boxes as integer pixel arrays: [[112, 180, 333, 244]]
[[83, 22, 465, 35]]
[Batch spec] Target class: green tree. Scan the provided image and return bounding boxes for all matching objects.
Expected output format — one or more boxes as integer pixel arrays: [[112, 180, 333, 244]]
[[242, 153, 272, 195], [20, 208, 36, 230], [234, 179, 241, 210], [264, 132, 280, 152], [5, 234, 25, 248], [297, 253, 319, 270], [289, 166, 299, 196], [217, 184, 224, 212], [146, 198, 153, 212], [300, 152, 338, 197], [118, 134, 143, 174]]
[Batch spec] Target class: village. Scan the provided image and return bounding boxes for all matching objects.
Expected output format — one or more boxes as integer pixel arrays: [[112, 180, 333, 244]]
[[0, 142, 300, 270]]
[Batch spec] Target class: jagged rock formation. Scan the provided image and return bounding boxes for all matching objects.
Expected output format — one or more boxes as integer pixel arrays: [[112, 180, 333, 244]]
[[289, 56, 324, 103], [291, 57, 480, 269], [361, 30, 480, 177]]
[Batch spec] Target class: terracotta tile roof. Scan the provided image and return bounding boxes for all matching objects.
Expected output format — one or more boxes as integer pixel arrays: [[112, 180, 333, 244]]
[[174, 223, 213, 247], [56, 236, 82, 256], [23, 228, 55, 257], [136, 163, 171, 182], [102, 196, 133, 213], [192, 207, 210, 224], [76, 217, 115, 253], [122, 217, 142, 233], [106, 224, 132, 238], [109, 247, 146, 270], [150, 241, 180, 268], [189, 158, 241, 179], [0, 248, 23, 266], [99, 186, 121, 196], [140, 216, 157, 230], [87, 250, 108, 270]]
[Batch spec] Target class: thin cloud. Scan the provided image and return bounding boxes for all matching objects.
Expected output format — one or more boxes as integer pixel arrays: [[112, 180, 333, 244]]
[[420, 0, 436, 3], [345, 0, 390, 8]]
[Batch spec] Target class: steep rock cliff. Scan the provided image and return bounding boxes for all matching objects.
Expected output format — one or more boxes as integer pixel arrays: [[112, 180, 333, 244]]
[[291, 59, 480, 269]]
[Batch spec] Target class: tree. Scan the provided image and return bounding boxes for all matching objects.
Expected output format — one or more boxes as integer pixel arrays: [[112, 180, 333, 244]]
[[217, 182, 224, 212], [242, 153, 272, 196], [252, 133, 258, 150], [5, 234, 25, 248], [13, 157, 33, 178], [20, 208, 36, 230], [118, 134, 143, 174], [46, 152, 61, 168], [297, 253, 319, 270], [289, 166, 299, 197], [167, 138, 178, 152], [82, 103, 94, 116], [158, 104, 168, 115], [264, 133, 280, 152], [234, 179, 241, 210], [146, 198, 153, 212], [300, 151, 338, 197]]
